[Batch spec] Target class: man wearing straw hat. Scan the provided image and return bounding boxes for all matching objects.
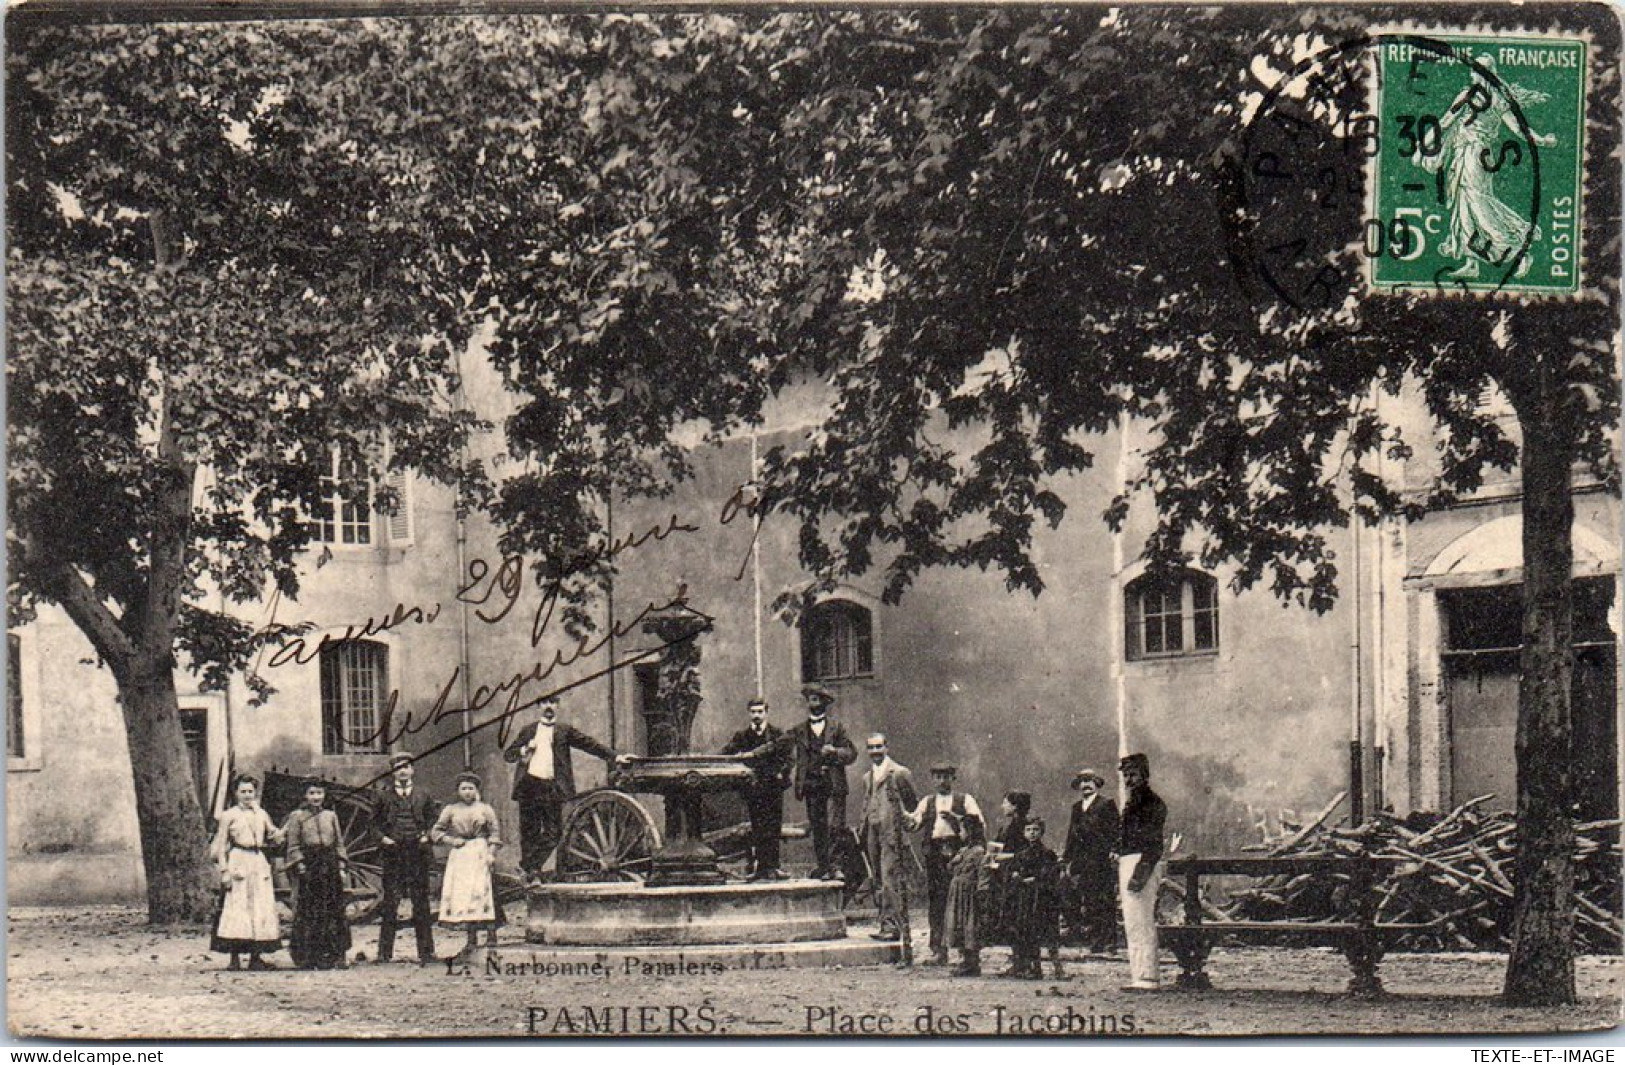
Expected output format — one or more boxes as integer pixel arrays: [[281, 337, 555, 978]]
[[1063, 767, 1120, 954]]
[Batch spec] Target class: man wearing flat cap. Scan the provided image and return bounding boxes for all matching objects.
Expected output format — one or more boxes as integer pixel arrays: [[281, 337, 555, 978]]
[[1063, 768, 1120, 954], [1117, 753, 1167, 990], [906, 762, 983, 965], [373, 753, 440, 964], [788, 682, 857, 879]]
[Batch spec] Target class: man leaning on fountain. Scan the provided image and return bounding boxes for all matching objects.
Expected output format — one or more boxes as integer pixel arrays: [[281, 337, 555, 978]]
[[504, 696, 629, 882]]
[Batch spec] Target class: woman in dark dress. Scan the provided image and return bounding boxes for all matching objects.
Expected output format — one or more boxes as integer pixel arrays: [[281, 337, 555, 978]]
[[1002, 817, 1063, 979], [987, 790, 1033, 945], [281, 779, 352, 970]]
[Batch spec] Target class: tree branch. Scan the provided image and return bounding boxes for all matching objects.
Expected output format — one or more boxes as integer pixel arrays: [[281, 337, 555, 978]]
[[139, 376, 197, 662], [48, 560, 137, 668]]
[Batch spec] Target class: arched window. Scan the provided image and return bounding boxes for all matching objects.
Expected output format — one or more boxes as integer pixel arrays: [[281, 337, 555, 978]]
[[800, 600, 875, 682], [320, 640, 389, 754], [1125, 570, 1219, 661]]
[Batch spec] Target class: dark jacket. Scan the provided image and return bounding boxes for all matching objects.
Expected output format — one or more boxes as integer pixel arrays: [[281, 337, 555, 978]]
[[1118, 785, 1168, 866], [787, 716, 857, 799], [1062, 795, 1120, 873], [503, 720, 617, 802], [373, 786, 440, 850], [722, 724, 791, 792]]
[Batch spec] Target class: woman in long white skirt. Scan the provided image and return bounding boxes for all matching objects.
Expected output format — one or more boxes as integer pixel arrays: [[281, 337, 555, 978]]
[[431, 772, 503, 960], [210, 775, 285, 970]]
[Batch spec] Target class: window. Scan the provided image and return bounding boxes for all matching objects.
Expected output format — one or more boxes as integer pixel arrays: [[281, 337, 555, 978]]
[[308, 450, 373, 545], [1125, 570, 1219, 661], [7, 633, 22, 759], [800, 600, 874, 682], [320, 640, 388, 754]]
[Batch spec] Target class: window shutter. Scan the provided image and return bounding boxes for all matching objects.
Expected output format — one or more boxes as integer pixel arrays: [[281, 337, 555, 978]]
[[384, 469, 414, 546]]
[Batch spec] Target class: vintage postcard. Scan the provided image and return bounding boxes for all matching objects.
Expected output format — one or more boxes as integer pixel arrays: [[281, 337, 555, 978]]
[[4, 1, 1621, 1042]]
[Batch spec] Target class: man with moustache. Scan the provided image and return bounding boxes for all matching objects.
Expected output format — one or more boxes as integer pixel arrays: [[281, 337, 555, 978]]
[[1063, 767, 1120, 954], [503, 697, 626, 880], [1117, 752, 1168, 991], [906, 762, 983, 965], [373, 753, 439, 964], [788, 683, 857, 880], [721, 697, 791, 880], [857, 734, 918, 942]]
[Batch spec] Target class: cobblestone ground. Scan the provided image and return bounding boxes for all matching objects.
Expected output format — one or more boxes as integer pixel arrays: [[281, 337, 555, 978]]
[[6, 906, 1621, 1039]]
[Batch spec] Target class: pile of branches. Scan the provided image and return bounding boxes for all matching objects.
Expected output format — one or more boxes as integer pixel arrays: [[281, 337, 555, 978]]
[[1219, 794, 1623, 954]]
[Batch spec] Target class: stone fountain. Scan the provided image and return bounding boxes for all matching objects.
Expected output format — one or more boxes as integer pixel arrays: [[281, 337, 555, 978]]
[[521, 608, 899, 967], [525, 754, 859, 951]]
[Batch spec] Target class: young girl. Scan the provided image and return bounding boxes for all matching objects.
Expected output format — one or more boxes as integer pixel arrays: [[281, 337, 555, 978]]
[[210, 775, 285, 971], [943, 814, 992, 976], [282, 778, 352, 970], [431, 772, 503, 960]]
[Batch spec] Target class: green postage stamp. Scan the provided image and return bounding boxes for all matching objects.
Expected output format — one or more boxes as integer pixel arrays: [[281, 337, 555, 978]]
[[1368, 32, 1588, 296]]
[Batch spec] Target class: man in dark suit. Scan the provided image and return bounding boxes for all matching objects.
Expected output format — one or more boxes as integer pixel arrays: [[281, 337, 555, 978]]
[[373, 753, 439, 964], [503, 697, 624, 879], [1062, 767, 1120, 953], [788, 682, 857, 880], [721, 697, 791, 880]]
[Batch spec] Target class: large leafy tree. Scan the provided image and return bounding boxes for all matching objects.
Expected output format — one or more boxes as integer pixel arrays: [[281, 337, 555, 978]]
[[6, 22, 485, 921]]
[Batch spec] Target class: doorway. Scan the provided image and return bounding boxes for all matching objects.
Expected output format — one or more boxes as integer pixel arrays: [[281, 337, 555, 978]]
[[1442, 578, 1618, 819]]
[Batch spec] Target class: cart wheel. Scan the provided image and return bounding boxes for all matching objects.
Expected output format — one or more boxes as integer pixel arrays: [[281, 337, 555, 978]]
[[557, 791, 662, 882], [334, 790, 383, 923]]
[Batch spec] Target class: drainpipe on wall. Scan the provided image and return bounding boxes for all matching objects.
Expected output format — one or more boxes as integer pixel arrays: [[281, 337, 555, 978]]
[[1349, 492, 1365, 826], [1111, 413, 1130, 806], [606, 490, 617, 750], [456, 513, 474, 771], [751, 432, 764, 700]]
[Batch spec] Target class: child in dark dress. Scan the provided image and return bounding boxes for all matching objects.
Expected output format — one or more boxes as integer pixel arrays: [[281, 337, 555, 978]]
[[1002, 817, 1063, 979]]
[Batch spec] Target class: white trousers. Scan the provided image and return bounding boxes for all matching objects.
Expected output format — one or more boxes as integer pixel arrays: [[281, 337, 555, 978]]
[[1118, 853, 1163, 986]]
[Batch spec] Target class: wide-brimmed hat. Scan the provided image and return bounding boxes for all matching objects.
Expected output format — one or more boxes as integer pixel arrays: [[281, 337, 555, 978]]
[[800, 682, 835, 705], [1071, 768, 1106, 790]]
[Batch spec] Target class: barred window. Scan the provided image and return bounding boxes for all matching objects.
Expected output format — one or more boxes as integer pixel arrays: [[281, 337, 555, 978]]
[[800, 600, 874, 682], [1126, 570, 1220, 661], [320, 640, 388, 754]]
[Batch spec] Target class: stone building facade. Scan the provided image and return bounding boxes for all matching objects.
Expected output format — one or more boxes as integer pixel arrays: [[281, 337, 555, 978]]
[[8, 380, 1618, 904]]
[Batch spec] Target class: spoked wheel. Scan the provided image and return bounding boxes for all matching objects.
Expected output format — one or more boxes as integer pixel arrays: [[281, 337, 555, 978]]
[[333, 789, 383, 923], [556, 790, 662, 883]]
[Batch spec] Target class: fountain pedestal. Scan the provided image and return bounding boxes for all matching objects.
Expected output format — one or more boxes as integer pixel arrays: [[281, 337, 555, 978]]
[[614, 756, 747, 886]]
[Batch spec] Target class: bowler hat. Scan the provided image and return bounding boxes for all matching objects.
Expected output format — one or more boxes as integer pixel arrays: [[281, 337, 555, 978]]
[[1119, 753, 1150, 774]]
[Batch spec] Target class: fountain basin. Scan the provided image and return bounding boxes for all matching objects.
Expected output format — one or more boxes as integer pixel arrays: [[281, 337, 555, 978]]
[[527, 879, 846, 946]]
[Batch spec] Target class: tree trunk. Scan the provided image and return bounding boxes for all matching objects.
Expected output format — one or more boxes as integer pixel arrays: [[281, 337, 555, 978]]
[[113, 658, 218, 924], [1502, 408, 1577, 1006]]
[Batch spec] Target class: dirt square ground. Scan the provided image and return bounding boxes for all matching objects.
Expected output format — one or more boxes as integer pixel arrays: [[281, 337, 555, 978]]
[[5, 906, 1621, 1039]]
